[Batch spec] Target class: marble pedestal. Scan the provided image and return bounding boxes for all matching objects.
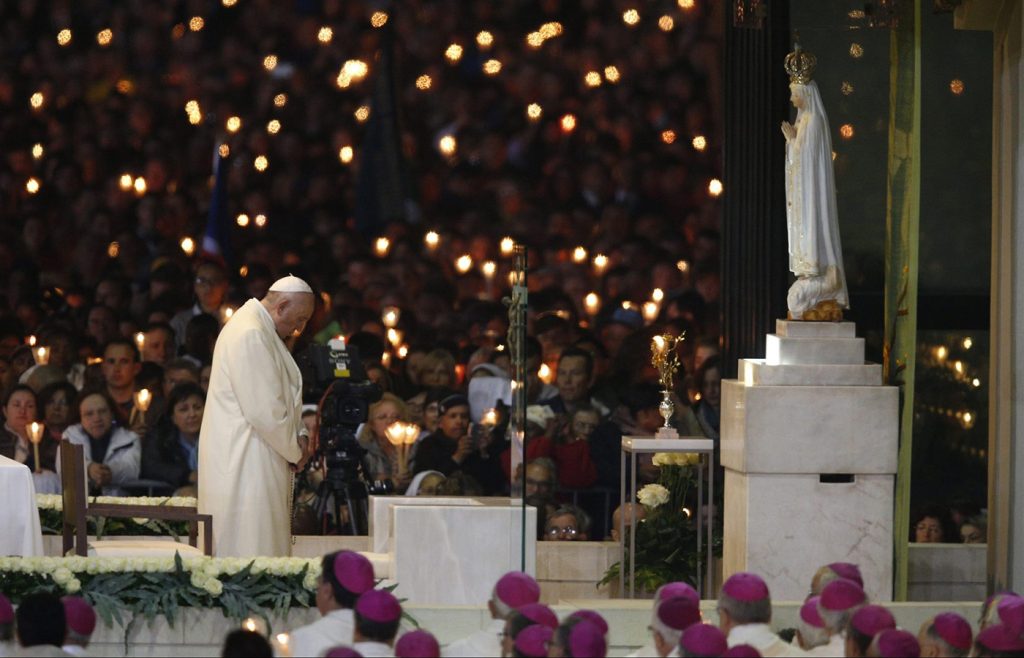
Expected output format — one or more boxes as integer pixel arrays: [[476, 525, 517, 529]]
[[722, 321, 898, 600], [365, 496, 536, 605]]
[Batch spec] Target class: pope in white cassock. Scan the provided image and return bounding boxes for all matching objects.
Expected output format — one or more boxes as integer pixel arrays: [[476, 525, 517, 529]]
[[198, 275, 315, 557]]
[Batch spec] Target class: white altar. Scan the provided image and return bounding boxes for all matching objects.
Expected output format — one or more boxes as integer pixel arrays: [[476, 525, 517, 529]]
[[365, 496, 537, 605], [721, 320, 898, 600]]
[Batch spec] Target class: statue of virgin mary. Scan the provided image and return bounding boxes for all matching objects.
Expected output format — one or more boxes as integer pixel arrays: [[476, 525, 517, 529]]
[[781, 45, 849, 321]]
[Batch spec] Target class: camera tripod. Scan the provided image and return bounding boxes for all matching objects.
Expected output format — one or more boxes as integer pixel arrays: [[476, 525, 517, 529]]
[[309, 469, 373, 536]]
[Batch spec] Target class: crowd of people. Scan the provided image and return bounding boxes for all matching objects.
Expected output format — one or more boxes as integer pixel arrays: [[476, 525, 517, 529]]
[[3, 554, 1024, 656], [0, 0, 727, 541]]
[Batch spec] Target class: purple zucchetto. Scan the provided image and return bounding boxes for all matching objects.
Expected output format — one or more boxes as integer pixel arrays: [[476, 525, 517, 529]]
[[518, 602, 559, 629], [820, 578, 866, 611], [872, 629, 920, 658], [799, 597, 825, 628], [657, 597, 702, 632], [680, 623, 728, 656], [395, 630, 441, 658], [659, 581, 701, 607], [996, 595, 1024, 635], [495, 572, 541, 609], [850, 604, 897, 637], [828, 562, 864, 589], [62, 596, 97, 636], [976, 623, 1024, 652], [569, 621, 607, 658], [931, 612, 972, 651], [355, 590, 402, 624], [722, 645, 762, 657], [333, 551, 375, 595], [0, 594, 13, 624], [568, 609, 609, 635], [514, 624, 553, 658], [721, 573, 770, 602], [324, 647, 363, 658]]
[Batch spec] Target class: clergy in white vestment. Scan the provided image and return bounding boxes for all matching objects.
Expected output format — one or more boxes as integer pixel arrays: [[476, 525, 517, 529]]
[[290, 551, 376, 658], [626, 582, 701, 658], [198, 276, 314, 557], [719, 573, 807, 657], [791, 596, 835, 656], [59, 597, 95, 657], [352, 590, 403, 657], [444, 572, 541, 657]]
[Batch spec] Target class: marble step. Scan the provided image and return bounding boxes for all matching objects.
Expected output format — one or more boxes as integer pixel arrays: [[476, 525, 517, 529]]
[[740, 358, 883, 387], [776, 319, 857, 338], [765, 334, 865, 365], [720, 379, 898, 474]]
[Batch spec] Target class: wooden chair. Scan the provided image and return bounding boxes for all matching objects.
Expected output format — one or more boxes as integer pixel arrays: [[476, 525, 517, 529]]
[[60, 440, 213, 557]]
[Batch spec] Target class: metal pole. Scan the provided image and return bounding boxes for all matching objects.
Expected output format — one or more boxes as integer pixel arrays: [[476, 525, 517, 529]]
[[505, 246, 528, 572]]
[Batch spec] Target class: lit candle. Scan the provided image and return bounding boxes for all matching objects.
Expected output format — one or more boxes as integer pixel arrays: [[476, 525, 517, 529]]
[[584, 292, 601, 318], [424, 231, 440, 250], [275, 633, 292, 658], [33, 346, 50, 366], [27, 335, 37, 346], [593, 254, 609, 275], [397, 344, 409, 359], [572, 246, 587, 263], [500, 237, 515, 256], [643, 301, 659, 323], [381, 307, 401, 328], [455, 254, 473, 274], [374, 237, 390, 258], [481, 408, 498, 427], [27, 422, 44, 473], [134, 331, 145, 351], [180, 236, 195, 256], [538, 363, 554, 384], [134, 388, 152, 412], [386, 328, 403, 347], [653, 335, 666, 356], [481, 261, 497, 278], [651, 288, 664, 303]]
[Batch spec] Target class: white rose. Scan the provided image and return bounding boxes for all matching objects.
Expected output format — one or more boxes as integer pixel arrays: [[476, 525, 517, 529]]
[[652, 453, 670, 466], [637, 483, 670, 508], [52, 567, 72, 586], [66, 578, 81, 593], [204, 578, 224, 596], [190, 572, 208, 589], [303, 570, 319, 591]]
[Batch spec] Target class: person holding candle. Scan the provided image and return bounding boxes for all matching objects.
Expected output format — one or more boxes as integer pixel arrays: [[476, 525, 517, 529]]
[[357, 392, 412, 493], [411, 393, 504, 494], [58, 389, 141, 496], [141, 382, 206, 494], [0, 384, 62, 493], [100, 338, 142, 426]]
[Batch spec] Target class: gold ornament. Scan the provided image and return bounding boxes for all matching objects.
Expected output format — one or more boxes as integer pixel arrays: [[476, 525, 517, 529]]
[[784, 44, 817, 85]]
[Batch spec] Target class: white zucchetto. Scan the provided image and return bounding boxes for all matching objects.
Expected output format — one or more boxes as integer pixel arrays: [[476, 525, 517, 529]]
[[268, 275, 313, 294]]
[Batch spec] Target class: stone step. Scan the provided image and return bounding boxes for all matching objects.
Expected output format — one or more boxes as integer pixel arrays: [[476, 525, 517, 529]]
[[740, 358, 882, 386], [776, 319, 857, 338], [765, 334, 865, 365], [720, 379, 898, 474]]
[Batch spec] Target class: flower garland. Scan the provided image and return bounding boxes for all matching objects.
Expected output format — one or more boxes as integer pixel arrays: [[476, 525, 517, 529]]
[[0, 554, 319, 629], [36, 494, 197, 538]]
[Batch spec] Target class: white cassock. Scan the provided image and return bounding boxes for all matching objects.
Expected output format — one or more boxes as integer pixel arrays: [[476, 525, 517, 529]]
[[289, 609, 354, 658], [728, 624, 808, 657], [198, 298, 303, 557], [443, 618, 504, 657]]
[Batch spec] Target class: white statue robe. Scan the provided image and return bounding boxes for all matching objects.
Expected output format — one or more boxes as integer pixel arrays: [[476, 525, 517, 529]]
[[198, 298, 303, 557], [785, 81, 849, 317]]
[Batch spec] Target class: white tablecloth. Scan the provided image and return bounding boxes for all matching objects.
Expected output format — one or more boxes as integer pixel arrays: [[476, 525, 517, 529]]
[[0, 454, 45, 556]]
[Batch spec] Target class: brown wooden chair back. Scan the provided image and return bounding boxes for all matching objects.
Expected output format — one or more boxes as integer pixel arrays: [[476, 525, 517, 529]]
[[59, 440, 89, 556]]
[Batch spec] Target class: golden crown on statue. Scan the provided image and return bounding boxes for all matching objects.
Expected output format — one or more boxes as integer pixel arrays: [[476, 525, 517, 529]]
[[784, 44, 816, 84]]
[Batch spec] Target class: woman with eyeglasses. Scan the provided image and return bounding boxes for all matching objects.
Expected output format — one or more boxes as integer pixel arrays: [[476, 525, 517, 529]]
[[58, 389, 141, 496]]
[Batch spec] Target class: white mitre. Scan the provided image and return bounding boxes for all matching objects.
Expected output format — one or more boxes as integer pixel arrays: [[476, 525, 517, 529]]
[[268, 274, 313, 294]]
